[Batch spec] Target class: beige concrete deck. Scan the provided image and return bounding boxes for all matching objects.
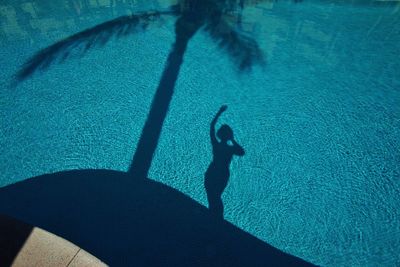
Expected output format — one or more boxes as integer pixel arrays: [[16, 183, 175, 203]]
[[0, 215, 106, 267]]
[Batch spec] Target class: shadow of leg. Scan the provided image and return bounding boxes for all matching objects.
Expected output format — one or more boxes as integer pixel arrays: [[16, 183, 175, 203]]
[[205, 182, 225, 219]]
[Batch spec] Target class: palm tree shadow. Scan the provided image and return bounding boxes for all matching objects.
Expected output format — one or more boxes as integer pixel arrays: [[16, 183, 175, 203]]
[[14, 1, 266, 180]]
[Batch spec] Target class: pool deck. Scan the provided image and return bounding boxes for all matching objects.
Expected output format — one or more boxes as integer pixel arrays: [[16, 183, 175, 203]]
[[0, 215, 106, 267]]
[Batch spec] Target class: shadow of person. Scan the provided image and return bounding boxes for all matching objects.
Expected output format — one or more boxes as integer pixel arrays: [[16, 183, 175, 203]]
[[205, 105, 245, 219]]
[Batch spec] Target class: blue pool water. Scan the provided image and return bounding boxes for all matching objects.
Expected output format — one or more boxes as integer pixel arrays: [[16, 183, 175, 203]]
[[1, 0, 399, 266]]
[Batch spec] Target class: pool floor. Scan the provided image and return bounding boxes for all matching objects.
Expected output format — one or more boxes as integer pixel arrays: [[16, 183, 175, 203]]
[[0, 0, 399, 266]]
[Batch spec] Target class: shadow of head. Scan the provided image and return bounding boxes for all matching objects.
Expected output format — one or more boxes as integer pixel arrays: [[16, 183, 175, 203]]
[[217, 124, 233, 142]]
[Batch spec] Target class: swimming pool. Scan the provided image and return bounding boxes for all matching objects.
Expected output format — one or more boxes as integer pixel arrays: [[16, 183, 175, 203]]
[[1, 0, 399, 266]]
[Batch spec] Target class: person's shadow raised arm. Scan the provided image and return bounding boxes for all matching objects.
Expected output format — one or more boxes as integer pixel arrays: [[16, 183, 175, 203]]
[[210, 105, 228, 146]]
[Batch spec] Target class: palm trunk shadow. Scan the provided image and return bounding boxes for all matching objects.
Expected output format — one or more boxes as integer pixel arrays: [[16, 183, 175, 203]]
[[129, 15, 201, 179]]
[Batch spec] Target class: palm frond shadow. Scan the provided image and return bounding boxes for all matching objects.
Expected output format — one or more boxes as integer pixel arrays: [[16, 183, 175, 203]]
[[15, 10, 177, 81], [204, 17, 265, 70], [15, 1, 266, 82]]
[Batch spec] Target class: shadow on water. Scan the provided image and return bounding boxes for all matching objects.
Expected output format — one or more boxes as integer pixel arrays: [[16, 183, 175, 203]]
[[2, 0, 316, 266], [0, 170, 314, 266], [0, 215, 33, 267], [205, 105, 245, 219]]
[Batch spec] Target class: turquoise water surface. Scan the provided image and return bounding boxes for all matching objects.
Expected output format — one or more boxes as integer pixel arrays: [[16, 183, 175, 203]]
[[1, 0, 399, 266]]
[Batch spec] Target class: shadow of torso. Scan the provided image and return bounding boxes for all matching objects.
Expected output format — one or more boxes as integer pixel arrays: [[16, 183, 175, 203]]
[[205, 142, 235, 191]]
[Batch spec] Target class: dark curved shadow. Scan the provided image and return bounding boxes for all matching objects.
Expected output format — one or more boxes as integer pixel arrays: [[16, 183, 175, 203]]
[[0, 215, 33, 267], [0, 170, 314, 266]]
